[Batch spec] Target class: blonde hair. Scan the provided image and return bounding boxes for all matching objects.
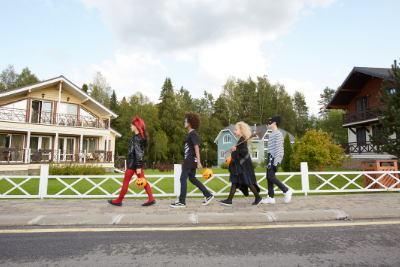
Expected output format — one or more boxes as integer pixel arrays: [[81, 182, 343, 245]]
[[235, 121, 251, 144]]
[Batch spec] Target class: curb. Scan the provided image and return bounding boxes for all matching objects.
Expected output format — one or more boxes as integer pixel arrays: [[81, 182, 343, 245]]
[[1, 208, 399, 227]]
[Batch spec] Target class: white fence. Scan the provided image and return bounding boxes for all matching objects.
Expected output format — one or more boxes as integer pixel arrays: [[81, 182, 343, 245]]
[[1, 163, 399, 199]]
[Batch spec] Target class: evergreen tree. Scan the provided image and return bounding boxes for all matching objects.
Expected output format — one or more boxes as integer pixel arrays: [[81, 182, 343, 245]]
[[369, 59, 400, 158], [293, 91, 309, 137], [281, 133, 292, 172], [82, 84, 88, 93], [15, 67, 39, 87], [110, 90, 118, 112], [89, 71, 112, 107], [318, 87, 336, 117]]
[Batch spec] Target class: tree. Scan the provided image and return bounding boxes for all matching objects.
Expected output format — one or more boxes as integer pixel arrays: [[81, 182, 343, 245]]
[[0, 64, 18, 91], [281, 133, 292, 172], [82, 84, 88, 93], [290, 136, 300, 172], [293, 91, 309, 137], [15, 67, 39, 87], [109, 90, 117, 112], [318, 87, 336, 117], [89, 71, 112, 107], [317, 109, 348, 144], [292, 129, 351, 175], [153, 130, 168, 162], [369, 59, 400, 158]]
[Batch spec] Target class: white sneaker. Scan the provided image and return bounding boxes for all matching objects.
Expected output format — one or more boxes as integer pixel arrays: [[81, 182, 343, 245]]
[[261, 196, 276, 204], [284, 189, 293, 203]]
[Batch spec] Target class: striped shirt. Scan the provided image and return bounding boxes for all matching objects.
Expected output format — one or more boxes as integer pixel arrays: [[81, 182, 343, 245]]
[[267, 130, 284, 166]]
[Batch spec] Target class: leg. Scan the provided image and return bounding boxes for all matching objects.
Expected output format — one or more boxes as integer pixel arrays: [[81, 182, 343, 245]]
[[188, 168, 211, 198], [267, 167, 275, 198], [267, 166, 288, 196], [179, 167, 189, 204], [113, 169, 135, 203], [137, 169, 155, 203], [248, 183, 261, 202], [226, 183, 239, 202]]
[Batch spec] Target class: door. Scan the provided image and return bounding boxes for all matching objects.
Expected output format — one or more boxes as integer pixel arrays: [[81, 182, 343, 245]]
[[58, 137, 75, 161]]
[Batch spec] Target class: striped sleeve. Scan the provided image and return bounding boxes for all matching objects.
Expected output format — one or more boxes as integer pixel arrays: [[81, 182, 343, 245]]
[[274, 131, 284, 165]]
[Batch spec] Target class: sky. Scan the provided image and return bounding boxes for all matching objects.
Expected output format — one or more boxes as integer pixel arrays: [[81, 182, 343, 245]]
[[1, 0, 399, 115]]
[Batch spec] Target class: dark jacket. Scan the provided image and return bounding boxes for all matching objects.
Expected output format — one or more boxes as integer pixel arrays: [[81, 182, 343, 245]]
[[228, 136, 260, 194], [127, 134, 145, 170]]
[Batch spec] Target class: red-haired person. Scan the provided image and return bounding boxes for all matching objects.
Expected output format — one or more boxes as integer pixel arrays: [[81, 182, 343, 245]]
[[108, 115, 155, 207]]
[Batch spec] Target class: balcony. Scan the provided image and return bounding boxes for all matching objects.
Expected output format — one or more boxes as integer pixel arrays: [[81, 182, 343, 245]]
[[0, 148, 113, 164], [342, 105, 385, 125], [341, 142, 389, 155], [0, 107, 109, 129]]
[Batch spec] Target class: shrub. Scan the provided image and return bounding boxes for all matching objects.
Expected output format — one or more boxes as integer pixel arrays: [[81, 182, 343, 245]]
[[49, 163, 106, 175], [154, 163, 174, 172], [252, 162, 258, 168], [221, 163, 229, 169], [281, 133, 292, 172]]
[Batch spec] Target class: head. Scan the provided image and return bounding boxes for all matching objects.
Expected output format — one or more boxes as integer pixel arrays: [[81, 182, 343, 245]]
[[131, 115, 148, 147], [184, 111, 201, 130], [267, 115, 282, 130], [234, 121, 251, 144]]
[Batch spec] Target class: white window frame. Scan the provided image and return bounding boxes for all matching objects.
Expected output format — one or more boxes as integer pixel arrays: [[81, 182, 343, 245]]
[[389, 88, 396, 94], [251, 150, 258, 159], [223, 134, 231, 144], [220, 150, 225, 159]]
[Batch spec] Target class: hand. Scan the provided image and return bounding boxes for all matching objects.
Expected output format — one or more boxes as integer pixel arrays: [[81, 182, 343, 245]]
[[197, 162, 203, 170], [231, 146, 236, 151], [136, 168, 141, 175]]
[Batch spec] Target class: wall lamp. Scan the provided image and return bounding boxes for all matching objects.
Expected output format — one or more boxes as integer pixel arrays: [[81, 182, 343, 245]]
[[42, 93, 45, 98], [67, 97, 70, 101]]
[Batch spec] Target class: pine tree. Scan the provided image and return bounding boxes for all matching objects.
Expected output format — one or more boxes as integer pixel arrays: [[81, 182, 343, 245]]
[[82, 84, 88, 93], [369, 59, 400, 158], [281, 133, 292, 172], [110, 90, 117, 112]]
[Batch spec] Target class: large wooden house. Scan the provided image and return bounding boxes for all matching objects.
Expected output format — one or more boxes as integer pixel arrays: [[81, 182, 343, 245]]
[[326, 67, 397, 168], [0, 76, 121, 175]]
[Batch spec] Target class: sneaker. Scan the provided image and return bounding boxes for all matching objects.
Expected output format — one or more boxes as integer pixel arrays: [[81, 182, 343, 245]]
[[261, 196, 276, 204], [170, 200, 186, 208], [202, 194, 214, 206], [284, 189, 293, 203], [219, 200, 232, 206], [252, 197, 263, 206]]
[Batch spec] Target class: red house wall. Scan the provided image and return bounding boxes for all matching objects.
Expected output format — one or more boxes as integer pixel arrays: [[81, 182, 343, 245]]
[[347, 78, 385, 112]]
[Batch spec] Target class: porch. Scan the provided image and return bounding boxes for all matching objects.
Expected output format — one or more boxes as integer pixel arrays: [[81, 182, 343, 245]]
[[342, 105, 385, 126]]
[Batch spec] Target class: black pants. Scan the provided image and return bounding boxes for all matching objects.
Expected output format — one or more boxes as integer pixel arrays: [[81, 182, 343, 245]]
[[179, 166, 211, 203], [266, 153, 288, 198]]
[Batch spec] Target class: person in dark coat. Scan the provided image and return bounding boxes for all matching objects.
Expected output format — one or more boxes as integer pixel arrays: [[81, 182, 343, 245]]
[[108, 115, 155, 207], [220, 121, 262, 206]]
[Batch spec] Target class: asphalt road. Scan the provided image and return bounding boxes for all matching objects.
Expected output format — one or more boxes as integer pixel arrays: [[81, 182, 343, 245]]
[[1, 222, 400, 267]]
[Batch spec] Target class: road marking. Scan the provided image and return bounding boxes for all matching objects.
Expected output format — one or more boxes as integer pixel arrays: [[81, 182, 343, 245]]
[[27, 215, 45, 225], [1, 221, 400, 234], [111, 214, 124, 225]]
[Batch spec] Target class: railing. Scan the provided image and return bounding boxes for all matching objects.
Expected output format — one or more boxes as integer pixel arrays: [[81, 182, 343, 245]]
[[1, 163, 399, 199], [0, 107, 27, 122], [342, 105, 385, 125], [341, 142, 376, 154], [114, 155, 126, 171], [27, 149, 113, 164], [0, 148, 25, 163], [0, 107, 109, 129]]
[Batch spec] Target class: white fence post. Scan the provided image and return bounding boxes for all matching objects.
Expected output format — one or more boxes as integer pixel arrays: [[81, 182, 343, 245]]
[[301, 162, 309, 196], [39, 165, 49, 199], [174, 164, 182, 197]]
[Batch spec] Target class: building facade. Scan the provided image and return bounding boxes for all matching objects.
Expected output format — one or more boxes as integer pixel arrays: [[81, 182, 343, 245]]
[[0, 76, 121, 175]]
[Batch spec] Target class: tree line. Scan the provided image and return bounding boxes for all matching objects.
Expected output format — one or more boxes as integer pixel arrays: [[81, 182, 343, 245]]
[[0, 65, 349, 166]]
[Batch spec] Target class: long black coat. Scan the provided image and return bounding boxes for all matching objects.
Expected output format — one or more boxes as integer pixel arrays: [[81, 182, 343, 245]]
[[228, 137, 260, 194], [127, 134, 145, 170]]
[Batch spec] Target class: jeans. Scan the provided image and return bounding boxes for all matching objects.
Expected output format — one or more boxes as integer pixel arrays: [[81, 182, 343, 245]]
[[266, 153, 288, 198], [179, 166, 211, 203]]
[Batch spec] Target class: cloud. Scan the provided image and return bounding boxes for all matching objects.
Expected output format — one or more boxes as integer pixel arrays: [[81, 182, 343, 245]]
[[73, 52, 166, 103], [77, 0, 337, 100], [272, 77, 321, 115]]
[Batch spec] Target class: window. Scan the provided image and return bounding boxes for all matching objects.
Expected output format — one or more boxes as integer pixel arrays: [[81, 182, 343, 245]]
[[0, 134, 25, 162], [356, 128, 366, 143], [372, 125, 384, 140], [355, 96, 368, 112], [389, 88, 396, 94], [220, 151, 225, 159], [80, 107, 98, 127], [58, 103, 78, 126], [251, 151, 258, 159], [264, 140, 268, 149], [31, 100, 54, 124], [83, 138, 98, 152], [223, 134, 231, 144]]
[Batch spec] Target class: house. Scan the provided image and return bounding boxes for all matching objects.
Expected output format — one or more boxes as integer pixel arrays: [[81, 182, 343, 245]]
[[0, 76, 121, 175], [214, 124, 295, 166], [326, 67, 397, 168]]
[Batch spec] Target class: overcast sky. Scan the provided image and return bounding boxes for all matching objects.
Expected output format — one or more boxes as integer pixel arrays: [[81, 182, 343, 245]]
[[1, 0, 399, 115]]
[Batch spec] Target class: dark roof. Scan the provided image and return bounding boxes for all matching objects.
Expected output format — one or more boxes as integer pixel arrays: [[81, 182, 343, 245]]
[[326, 67, 392, 109], [221, 124, 295, 142]]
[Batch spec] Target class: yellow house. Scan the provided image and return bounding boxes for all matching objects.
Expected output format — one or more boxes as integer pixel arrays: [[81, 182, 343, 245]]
[[0, 76, 121, 175]]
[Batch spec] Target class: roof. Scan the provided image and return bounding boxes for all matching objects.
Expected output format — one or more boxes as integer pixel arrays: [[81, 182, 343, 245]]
[[110, 127, 122, 137], [214, 124, 295, 143], [326, 67, 393, 109], [0, 75, 118, 119]]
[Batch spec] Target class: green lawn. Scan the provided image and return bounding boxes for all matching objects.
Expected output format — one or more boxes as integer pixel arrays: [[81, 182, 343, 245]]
[[1, 167, 398, 198]]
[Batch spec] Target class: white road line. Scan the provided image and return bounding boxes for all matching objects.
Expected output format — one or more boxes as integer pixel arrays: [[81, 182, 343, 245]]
[[27, 215, 45, 225]]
